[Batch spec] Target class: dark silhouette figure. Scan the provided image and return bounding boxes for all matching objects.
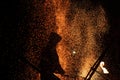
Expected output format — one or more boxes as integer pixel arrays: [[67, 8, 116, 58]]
[[40, 32, 65, 80]]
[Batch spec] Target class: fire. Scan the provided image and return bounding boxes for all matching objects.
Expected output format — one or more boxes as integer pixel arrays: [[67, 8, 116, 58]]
[[100, 61, 109, 74]]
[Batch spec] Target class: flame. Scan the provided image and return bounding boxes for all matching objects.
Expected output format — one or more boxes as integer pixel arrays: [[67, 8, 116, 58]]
[[100, 61, 109, 74]]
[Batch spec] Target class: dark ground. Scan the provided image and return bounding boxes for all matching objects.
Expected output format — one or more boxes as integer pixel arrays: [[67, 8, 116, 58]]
[[0, 0, 120, 80]]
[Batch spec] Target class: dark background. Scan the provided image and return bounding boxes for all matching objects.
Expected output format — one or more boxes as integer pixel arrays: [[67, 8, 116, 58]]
[[0, 0, 120, 80]]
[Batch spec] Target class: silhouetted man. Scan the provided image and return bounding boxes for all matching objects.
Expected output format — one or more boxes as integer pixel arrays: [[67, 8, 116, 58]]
[[40, 32, 65, 80]]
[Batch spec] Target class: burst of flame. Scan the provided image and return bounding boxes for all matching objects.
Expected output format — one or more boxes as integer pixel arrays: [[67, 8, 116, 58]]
[[100, 61, 109, 74]]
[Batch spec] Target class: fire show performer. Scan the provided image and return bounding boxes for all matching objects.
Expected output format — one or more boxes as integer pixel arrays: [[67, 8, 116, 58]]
[[40, 32, 65, 80]]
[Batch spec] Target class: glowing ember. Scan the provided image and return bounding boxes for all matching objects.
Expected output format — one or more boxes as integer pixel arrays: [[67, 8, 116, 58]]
[[100, 61, 109, 74], [72, 51, 76, 54]]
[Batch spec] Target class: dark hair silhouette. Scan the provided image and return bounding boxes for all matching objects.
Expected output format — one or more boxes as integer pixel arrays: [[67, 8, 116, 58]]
[[40, 32, 65, 80]]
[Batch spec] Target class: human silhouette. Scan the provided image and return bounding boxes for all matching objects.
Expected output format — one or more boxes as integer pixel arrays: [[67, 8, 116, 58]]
[[40, 32, 65, 80]]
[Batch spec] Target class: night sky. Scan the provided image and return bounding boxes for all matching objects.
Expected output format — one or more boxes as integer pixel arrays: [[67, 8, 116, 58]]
[[0, 0, 120, 80]]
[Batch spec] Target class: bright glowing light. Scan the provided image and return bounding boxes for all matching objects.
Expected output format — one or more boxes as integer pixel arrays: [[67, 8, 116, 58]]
[[100, 61, 109, 74], [72, 51, 76, 54]]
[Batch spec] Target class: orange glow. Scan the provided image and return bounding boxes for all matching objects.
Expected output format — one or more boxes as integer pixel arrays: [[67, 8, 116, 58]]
[[54, 0, 109, 80], [34, 0, 109, 80], [22, 0, 109, 80]]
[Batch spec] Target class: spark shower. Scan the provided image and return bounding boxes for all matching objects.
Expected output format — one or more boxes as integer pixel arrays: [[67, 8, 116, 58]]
[[21, 0, 109, 80]]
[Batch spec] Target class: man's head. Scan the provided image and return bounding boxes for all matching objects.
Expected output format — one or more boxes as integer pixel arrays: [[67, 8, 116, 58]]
[[48, 32, 62, 45]]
